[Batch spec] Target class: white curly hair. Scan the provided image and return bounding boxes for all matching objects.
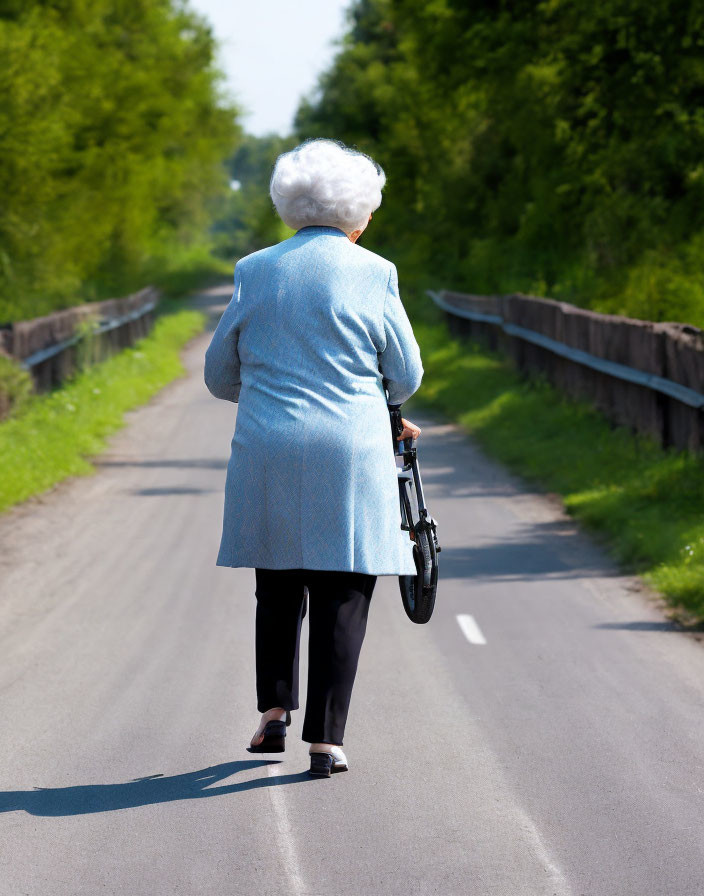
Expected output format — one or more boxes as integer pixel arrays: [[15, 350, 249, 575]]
[[269, 138, 386, 234]]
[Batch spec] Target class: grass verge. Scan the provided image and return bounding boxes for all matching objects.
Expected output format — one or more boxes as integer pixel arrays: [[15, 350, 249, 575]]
[[0, 308, 205, 513], [404, 285, 704, 627]]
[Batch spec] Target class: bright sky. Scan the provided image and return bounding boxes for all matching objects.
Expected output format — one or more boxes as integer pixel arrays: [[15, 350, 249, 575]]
[[188, 0, 352, 136]]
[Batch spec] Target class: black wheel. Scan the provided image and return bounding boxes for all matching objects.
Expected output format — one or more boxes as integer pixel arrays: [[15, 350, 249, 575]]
[[399, 527, 437, 624]]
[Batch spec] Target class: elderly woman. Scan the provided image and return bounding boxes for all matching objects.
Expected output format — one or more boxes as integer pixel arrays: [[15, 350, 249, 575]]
[[204, 137, 423, 778]]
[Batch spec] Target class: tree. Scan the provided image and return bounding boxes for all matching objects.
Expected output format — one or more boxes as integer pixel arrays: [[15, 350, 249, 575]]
[[0, 0, 241, 321]]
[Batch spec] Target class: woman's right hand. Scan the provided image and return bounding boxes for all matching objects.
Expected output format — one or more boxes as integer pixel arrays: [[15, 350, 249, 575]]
[[396, 417, 422, 441]]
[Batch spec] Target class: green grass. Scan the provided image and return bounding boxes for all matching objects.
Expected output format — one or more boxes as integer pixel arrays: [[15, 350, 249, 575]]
[[0, 308, 205, 513], [404, 286, 704, 627]]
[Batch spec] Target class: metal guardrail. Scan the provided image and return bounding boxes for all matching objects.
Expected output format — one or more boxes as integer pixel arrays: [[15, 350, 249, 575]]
[[427, 289, 704, 411], [19, 300, 158, 371]]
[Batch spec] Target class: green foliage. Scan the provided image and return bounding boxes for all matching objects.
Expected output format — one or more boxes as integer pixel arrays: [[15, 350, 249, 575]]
[[213, 133, 299, 260], [295, 0, 704, 327], [0, 353, 33, 417], [0, 1, 241, 322], [402, 287, 704, 625], [72, 312, 103, 372], [0, 308, 205, 511], [143, 244, 233, 299]]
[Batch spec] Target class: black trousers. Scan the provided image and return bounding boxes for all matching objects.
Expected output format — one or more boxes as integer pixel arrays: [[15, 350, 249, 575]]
[[254, 567, 377, 746]]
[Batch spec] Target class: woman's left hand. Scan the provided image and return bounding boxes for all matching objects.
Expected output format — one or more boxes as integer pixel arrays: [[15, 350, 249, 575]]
[[396, 418, 422, 441]]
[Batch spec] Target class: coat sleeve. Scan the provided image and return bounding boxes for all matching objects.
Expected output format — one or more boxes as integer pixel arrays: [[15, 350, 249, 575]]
[[378, 263, 424, 406], [204, 263, 242, 403]]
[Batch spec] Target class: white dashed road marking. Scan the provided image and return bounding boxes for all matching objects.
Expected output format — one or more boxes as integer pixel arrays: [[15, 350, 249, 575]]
[[456, 614, 487, 645]]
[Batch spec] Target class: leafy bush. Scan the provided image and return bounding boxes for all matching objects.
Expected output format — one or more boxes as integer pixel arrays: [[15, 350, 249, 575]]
[[0, 352, 33, 418]]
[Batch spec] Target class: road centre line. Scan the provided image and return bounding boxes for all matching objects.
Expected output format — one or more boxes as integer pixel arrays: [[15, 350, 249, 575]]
[[266, 763, 306, 895], [456, 614, 487, 645]]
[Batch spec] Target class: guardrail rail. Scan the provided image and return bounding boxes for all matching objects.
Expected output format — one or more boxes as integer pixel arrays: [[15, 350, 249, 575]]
[[428, 288, 704, 451], [0, 286, 159, 395]]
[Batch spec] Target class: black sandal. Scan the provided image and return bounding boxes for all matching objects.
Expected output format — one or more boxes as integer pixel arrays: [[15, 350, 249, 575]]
[[308, 752, 335, 776], [308, 749, 348, 777], [245, 710, 291, 753]]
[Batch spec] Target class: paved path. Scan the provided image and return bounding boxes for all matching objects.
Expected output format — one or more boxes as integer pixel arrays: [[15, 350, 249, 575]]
[[1, 284, 702, 896]]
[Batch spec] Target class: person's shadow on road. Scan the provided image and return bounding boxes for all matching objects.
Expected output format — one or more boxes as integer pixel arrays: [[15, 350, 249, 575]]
[[0, 760, 315, 816]]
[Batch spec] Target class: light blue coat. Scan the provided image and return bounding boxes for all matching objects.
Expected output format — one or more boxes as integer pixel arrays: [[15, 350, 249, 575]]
[[203, 224, 424, 575]]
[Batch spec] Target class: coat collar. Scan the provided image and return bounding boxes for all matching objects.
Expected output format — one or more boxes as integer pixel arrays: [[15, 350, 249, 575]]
[[295, 225, 349, 238]]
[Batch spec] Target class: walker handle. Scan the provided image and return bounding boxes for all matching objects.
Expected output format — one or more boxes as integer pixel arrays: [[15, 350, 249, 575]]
[[388, 403, 404, 447], [388, 403, 417, 455]]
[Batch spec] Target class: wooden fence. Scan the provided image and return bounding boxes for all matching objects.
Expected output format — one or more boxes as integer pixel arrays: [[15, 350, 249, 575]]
[[0, 287, 159, 418], [428, 289, 704, 452]]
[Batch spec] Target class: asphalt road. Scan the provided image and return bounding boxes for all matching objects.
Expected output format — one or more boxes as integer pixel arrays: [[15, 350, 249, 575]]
[[1, 284, 703, 896]]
